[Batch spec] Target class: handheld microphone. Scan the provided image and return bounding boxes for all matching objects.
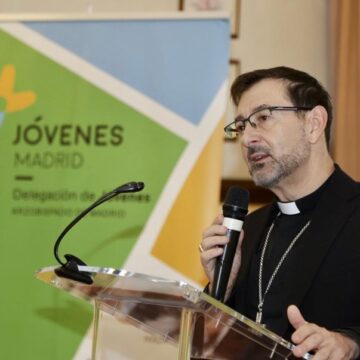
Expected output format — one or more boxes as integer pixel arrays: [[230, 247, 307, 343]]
[[53, 181, 145, 284], [211, 186, 249, 302]]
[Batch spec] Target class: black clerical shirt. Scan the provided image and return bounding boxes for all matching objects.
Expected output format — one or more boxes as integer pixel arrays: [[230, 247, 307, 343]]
[[244, 173, 332, 335]]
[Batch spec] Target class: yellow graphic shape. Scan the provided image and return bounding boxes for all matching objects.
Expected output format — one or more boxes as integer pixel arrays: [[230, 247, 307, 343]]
[[152, 120, 224, 285], [0, 64, 36, 113]]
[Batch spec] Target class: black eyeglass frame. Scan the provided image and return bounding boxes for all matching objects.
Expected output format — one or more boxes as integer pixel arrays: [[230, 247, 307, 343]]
[[224, 106, 313, 136]]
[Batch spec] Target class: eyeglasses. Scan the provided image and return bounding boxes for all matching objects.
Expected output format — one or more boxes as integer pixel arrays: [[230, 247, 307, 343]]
[[224, 106, 313, 139]]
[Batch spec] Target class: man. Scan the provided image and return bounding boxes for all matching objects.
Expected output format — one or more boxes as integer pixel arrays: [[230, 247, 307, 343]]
[[200, 66, 360, 360]]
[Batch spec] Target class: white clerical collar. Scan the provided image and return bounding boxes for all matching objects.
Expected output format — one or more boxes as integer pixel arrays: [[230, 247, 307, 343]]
[[277, 201, 301, 215]]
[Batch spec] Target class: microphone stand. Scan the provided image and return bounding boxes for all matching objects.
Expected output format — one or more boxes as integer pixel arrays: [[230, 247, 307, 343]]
[[53, 181, 144, 284]]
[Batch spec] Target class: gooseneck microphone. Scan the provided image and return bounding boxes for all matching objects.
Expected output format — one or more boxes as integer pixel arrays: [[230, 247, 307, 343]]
[[53, 181, 145, 284], [211, 186, 249, 302]]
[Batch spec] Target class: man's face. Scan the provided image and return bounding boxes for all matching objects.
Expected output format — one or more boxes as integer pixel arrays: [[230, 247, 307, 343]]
[[236, 79, 311, 189]]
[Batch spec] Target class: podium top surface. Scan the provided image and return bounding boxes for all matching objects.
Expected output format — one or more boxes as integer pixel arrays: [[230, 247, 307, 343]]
[[36, 265, 311, 360]]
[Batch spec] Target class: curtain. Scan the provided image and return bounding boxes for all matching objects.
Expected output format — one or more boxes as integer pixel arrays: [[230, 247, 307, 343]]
[[331, 0, 360, 180]]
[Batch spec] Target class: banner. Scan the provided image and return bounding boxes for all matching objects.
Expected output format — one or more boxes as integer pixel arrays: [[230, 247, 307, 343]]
[[0, 15, 229, 359]]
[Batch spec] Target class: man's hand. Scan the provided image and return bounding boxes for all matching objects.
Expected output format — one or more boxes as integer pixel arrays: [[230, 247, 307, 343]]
[[200, 214, 244, 301], [287, 305, 360, 360]]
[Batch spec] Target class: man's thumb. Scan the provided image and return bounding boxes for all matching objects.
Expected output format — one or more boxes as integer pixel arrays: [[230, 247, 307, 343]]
[[287, 305, 306, 330]]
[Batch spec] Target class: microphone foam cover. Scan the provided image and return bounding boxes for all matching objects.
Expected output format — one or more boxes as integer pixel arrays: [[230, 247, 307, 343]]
[[224, 186, 249, 210]]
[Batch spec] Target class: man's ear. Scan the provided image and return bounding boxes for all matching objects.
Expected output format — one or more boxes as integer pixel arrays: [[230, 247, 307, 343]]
[[306, 105, 328, 144]]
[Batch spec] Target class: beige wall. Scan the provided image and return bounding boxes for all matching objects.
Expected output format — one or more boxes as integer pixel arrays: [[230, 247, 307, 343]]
[[0, 0, 179, 13]]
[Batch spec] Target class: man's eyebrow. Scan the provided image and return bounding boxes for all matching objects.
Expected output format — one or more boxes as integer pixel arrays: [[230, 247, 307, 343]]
[[253, 103, 271, 112], [234, 104, 270, 122]]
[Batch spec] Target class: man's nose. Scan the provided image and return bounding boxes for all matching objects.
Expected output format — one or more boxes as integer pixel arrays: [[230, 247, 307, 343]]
[[240, 122, 261, 147]]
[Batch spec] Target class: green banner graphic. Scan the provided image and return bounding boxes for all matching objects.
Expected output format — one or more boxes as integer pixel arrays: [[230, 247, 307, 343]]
[[0, 29, 185, 359]]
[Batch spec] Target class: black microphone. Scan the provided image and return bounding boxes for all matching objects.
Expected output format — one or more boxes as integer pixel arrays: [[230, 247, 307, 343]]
[[53, 181, 145, 284], [211, 186, 249, 302]]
